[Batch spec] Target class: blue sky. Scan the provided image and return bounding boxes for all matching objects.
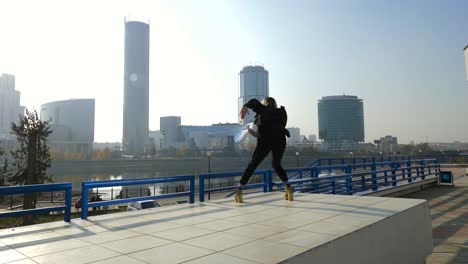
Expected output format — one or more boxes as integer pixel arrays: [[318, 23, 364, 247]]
[[0, 0, 467, 143]]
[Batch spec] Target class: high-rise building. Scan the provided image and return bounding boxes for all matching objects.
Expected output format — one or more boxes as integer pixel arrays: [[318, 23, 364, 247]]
[[464, 44, 468, 80], [238, 65, 269, 124], [122, 19, 150, 155], [308, 134, 317, 143], [160, 116, 181, 148], [0, 74, 24, 138], [286, 127, 301, 146], [374, 135, 398, 153], [40, 99, 95, 159], [318, 95, 365, 151]]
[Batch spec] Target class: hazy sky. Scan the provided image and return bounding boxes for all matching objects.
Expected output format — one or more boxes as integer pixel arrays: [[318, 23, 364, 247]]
[[0, 0, 467, 143]]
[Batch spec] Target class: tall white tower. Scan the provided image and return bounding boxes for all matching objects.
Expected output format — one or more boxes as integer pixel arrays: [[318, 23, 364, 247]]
[[238, 65, 269, 124]]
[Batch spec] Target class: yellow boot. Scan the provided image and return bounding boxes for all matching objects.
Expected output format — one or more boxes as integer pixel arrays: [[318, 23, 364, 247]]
[[235, 188, 243, 203], [284, 185, 294, 201]]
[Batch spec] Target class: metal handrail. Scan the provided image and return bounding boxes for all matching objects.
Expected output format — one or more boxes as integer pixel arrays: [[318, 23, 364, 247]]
[[0, 183, 73, 222], [80, 175, 195, 220], [199, 169, 270, 202]]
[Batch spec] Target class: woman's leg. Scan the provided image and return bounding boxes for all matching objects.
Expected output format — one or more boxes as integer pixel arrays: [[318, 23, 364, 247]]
[[239, 142, 270, 186], [271, 140, 289, 183], [272, 139, 294, 200]]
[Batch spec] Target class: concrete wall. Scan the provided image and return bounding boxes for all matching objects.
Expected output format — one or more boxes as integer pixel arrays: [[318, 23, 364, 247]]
[[284, 200, 433, 264]]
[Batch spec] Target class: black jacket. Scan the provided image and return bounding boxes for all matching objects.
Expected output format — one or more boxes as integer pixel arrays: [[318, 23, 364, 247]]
[[244, 99, 290, 140]]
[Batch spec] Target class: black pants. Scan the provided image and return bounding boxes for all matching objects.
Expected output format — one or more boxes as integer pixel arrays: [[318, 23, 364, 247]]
[[240, 138, 289, 185]]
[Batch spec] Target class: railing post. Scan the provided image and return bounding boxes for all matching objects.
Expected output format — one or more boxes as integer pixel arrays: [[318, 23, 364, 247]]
[[64, 185, 72, 222], [189, 176, 195, 203], [347, 164, 352, 174], [268, 170, 273, 192], [263, 171, 268, 193], [361, 174, 366, 190], [81, 183, 89, 220], [391, 162, 397, 187], [371, 163, 377, 191], [346, 174, 353, 194], [420, 160, 426, 180], [331, 181, 336, 194], [407, 159, 412, 183], [199, 175, 205, 202]]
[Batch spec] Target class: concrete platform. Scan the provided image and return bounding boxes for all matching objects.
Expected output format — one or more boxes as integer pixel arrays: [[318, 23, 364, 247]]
[[0, 193, 432, 264]]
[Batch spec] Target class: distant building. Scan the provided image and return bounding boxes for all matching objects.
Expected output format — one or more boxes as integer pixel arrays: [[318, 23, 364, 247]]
[[40, 99, 95, 159], [286, 127, 301, 146], [429, 141, 468, 151], [122, 19, 150, 155], [374, 135, 398, 153], [308, 134, 317, 143], [93, 142, 121, 151], [148, 130, 164, 151], [318, 95, 365, 151], [160, 116, 182, 148], [180, 123, 243, 151], [465, 44, 468, 80], [238, 65, 269, 124], [0, 73, 24, 138]]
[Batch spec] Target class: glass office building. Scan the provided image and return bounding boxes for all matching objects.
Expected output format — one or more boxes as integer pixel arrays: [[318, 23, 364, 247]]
[[318, 95, 364, 151]]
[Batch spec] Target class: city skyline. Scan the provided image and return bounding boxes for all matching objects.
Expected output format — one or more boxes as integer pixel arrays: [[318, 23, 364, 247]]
[[0, 0, 467, 144]]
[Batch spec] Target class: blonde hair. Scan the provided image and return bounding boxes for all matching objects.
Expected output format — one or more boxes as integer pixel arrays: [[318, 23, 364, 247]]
[[262, 97, 277, 108]]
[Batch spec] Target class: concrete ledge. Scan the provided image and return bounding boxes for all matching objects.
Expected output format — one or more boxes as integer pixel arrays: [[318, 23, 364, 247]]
[[284, 199, 432, 264], [440, 164, 468, 168], [364, 177, 438, 198]]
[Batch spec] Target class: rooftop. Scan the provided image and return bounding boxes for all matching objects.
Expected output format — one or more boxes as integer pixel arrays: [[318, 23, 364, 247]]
[[0, 192, 430, 264], [319, 95, 361, 101]]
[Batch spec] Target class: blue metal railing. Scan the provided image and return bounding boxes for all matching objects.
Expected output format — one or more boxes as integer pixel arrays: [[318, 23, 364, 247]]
[[199, 169, 270, 202], [289, 156, 430, 180], [197, 158, 439, 201], [80, 175, 195, 220], [0, 183, 72, 222], [272, 159, 440, 195], [0, 157, 442, 223]]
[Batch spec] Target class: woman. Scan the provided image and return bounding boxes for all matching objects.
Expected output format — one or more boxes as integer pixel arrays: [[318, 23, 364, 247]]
[[237, 97, 293, 203]]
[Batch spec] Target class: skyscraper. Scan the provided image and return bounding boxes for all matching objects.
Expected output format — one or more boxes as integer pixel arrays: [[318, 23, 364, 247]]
[[122, 19, 150, 155], [318, 95, 365, 151], [160, 116, 181, 148], [0, 73, 24, 137], [238, 65, 269, 124]]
